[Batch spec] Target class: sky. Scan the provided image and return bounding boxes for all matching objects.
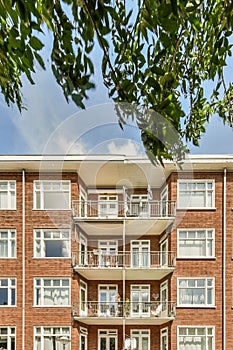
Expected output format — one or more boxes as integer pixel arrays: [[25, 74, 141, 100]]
[[0, 36, 233, 157]]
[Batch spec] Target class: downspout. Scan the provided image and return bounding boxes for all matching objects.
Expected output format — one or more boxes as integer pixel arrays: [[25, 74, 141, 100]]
[[22, 169, 26, 350], [223, 168, 226, 350]]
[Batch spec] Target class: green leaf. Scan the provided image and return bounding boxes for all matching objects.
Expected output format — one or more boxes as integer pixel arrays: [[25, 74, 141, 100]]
[[29, 37, 44, 50]]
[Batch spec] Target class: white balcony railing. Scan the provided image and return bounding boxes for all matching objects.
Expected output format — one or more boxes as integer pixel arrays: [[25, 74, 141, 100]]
[[72, 251, 176, 269], [73, 301, 176, 319], [72, 200, 176, 219]]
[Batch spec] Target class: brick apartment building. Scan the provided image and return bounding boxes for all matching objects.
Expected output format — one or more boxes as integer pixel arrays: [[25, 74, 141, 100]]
[[0, 154, 232, 350]]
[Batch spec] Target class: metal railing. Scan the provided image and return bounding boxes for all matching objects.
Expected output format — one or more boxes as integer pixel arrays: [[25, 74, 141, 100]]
[[73, 301, 176, 318], [72, 200, 176, 219], [72, 251, 176, 269]]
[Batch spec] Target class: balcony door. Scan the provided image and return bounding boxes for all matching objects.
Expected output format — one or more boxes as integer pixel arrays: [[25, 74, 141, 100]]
[[160, 239, 168, 266], [130, 330, 150, 350], [131, 240, 150, 268], [160, 280, 168, 317], [80, 186, 87, 217], [80, 281, 87, 316], [160, 186, 168, 216], [98, 241, 118, 267], [130, 195, 148, 217], [99, 285, 118, 316], [98, 330, 117, 350], [80, 234, 88, 266], [98, 195, 118, 218], [131, 285, 150, 317]]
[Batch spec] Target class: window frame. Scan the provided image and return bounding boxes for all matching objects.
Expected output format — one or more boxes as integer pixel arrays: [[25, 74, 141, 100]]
[[0, 278, 16, 307], [33, 180, 71, 210], [177, 228, 215, 259], [34, 326, 71, 350], [34, 229, 71, 259], [177, 326, 215, 350], [0, 326, 16, 350], [0, 229, 16, 258], [130, 329, 150, 350], [98, 329, 117, 350], [177, 277, 215, 307], [34, 277, 71, 307], [177, 179, 215, 209], [0, 180, 16, 210], [80, 327, 88, 350]]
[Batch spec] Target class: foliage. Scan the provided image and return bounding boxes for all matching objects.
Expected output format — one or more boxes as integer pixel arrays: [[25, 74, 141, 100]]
[[0, 0, 233, 163]]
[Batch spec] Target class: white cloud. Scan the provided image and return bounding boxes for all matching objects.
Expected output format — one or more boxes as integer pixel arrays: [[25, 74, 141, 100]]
[[106, 139, 145, 156]]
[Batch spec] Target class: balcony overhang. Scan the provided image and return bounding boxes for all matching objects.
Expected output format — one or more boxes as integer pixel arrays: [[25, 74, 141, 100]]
[[73, 267, 175, 280], [73, 315, 175, 326], [75, 218, 174, 236]]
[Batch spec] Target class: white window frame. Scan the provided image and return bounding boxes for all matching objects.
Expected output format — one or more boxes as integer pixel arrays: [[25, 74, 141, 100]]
[[130, 284, 150, 317], [34, 229, 70, 258], [98, 285, 118, 317], [177, 326, 215, 350], [0, 180, 16, 210], [98, 330, 117, 350], [80, 280, 87, 316], [98, 195, 118, 218], [131, 240, 150, 268], [33, 180, 70, 210], [177, 277, 215, 307], [130, 329, 150, 350], [0, 229, 16, 258], [177, 229, 215, 258], [130, 194, 148, 216], [0, 278, 16, 307], [34, 326, 71, 350], [0, 327, 16, 349], [160, 327, 168, 350], [177, 179, 215, 209], [80, 327, 88, 350], [34, 278, 70, 307], [79, 185, 87, 217]]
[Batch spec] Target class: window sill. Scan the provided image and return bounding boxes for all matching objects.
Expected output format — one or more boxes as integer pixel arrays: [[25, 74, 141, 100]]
[[33, 257, 71, 260], [177, 306, 216, 309], [32, 208, 71, 211], [177, 207, 216, 211], [176, 257, 216, 260], [33, 305, 71, 308]]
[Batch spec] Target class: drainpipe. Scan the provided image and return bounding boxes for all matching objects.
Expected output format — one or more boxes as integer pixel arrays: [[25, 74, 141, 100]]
[[22, 169, 26, 350], [223, 168, 226, 350]]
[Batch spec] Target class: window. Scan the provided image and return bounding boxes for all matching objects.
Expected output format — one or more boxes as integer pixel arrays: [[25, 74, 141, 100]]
[[0, 181, 16, 210], [130, 195, 148, 216], [178, 180, 214, 209], [34, 326, 70, 350], [98, 330, 117, 350], [35, 278, 70, 306], [178, 278, 214, 307], [34, 229, 70, 258], [0, 327, 16, 350], [98, 195, 118, 217], [0, 229, 16, 258], [130, 330, 150, 350], [80, 328, 88, 350], [131, 240, 150, 268], [34, 180, 70, 210], [160, 328, 168, 350], [178, 229, 214, 258], [131, 285, 150, 317], [0, 278, 16, 306], [178, 327, 214, 350], [99, 285, 118, 316]]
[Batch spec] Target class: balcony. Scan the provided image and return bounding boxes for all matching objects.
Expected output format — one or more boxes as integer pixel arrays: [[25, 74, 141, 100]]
[[72, 251, 176, 280], [72, 200, 176, 235], [72, 301, 176, 325]]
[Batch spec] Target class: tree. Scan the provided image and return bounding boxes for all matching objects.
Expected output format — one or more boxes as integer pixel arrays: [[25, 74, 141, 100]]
[[0, 0, 233, 163]]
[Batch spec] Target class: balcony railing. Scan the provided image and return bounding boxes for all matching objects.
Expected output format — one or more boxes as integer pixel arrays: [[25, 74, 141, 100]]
[[72, 251, 176, 269], [72, 200, 176, 219], [73, 301, 176, 319]]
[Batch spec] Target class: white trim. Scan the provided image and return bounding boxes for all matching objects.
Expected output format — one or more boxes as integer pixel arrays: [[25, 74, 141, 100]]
[[98, 329, 118, 350], [88, 188, 124, 194], [34, 277, 71, 307], [130, 329, 150, 350], [177, 179, 215, 209], [177, 326, 215, 350], [0, 180, 16, 210], [160, 327, 168, 350], [177, 277, 215, 307], [177, 228, 215, 259]]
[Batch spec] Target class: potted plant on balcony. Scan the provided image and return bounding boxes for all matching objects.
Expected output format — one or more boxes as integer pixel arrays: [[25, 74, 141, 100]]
[[124, 298, 130, 317]]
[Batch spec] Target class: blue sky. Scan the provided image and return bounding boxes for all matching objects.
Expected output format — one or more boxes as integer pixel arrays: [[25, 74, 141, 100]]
[[0, 40, 233, 156]]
